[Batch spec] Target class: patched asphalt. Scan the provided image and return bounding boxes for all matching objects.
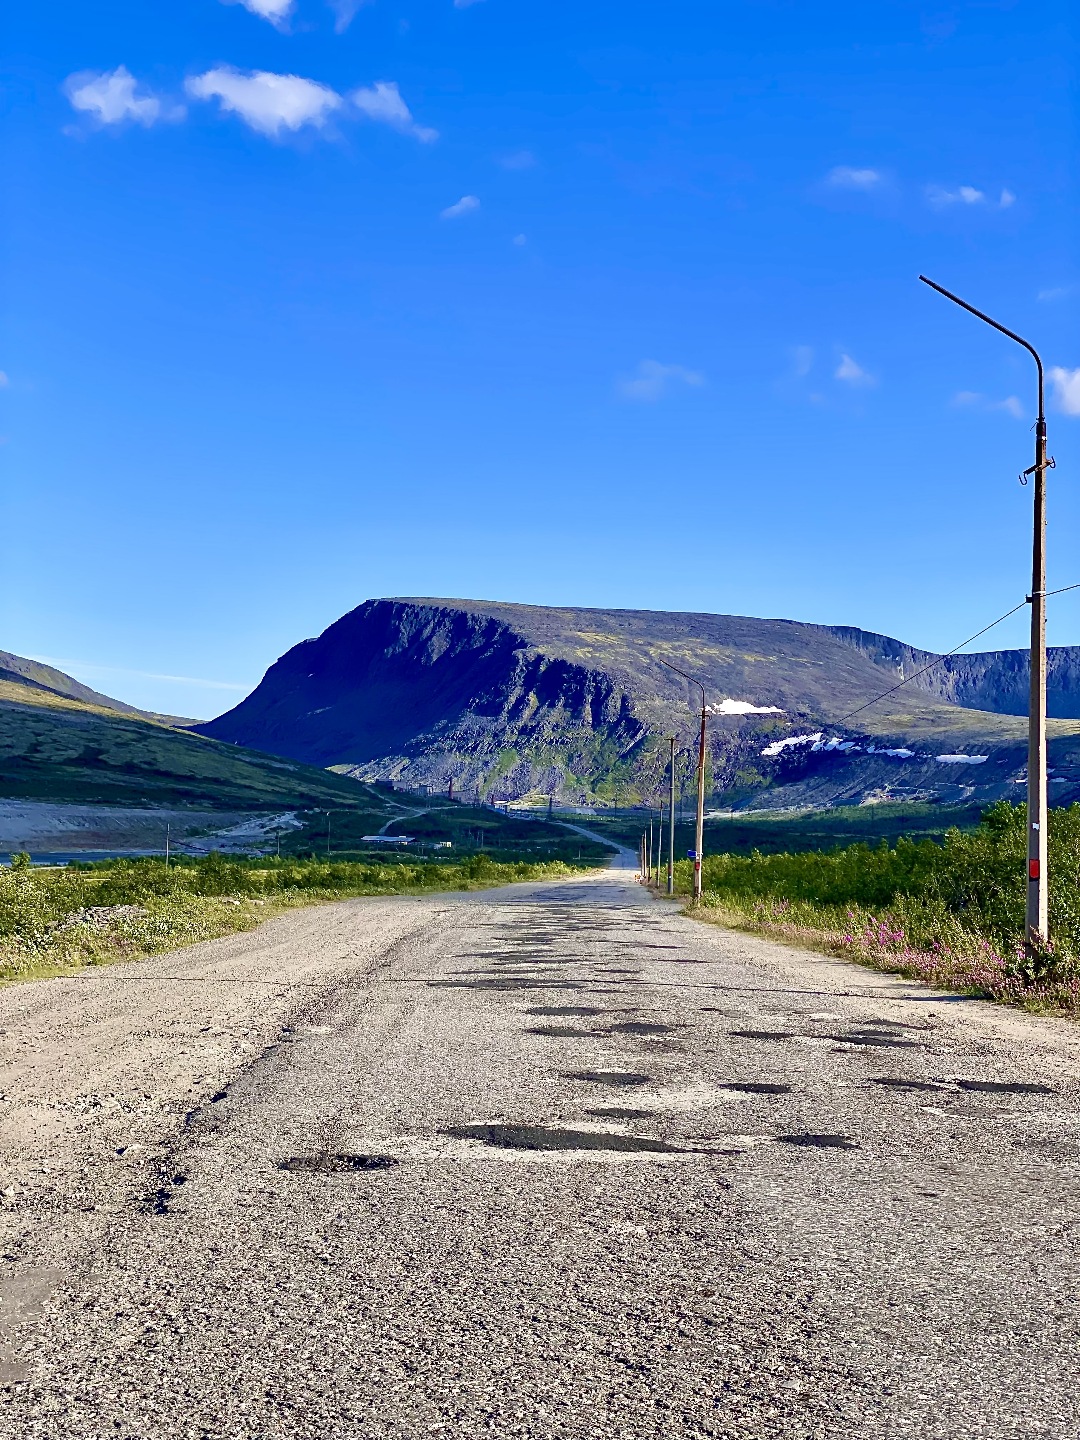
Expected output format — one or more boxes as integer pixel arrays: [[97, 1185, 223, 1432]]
[[2, 855, 1080, 1437]]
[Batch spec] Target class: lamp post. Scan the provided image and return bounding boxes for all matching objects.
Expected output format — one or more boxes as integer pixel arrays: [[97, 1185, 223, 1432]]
[[658, 659, 708, 902], [919, 275, 1052, 952]]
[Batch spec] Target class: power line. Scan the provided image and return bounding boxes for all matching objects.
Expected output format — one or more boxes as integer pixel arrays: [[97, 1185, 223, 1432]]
[[835, 598, 1030, 727]]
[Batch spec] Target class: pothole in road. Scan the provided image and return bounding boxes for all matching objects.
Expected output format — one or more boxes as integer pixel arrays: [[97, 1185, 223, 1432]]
[[526, 1026, 603, 1038], [776, 1134, 860, 1151], [610, 1021, 684, 1036], [830, 1031, 924, 1049], [443, 1123, 691, 1154], [278, 1154, 399, 1174], [720, 1082, 792, 1095], [527, 1006, 606, 1017], [563, 1070, 652, 1087], [731, 1030, 796, 1043], [955, 1079, 1056, 1095], [428, 979, 586, 991], [586, 1107, 655, 1120]]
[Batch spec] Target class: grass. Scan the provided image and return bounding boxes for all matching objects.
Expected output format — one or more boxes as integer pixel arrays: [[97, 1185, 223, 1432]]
[[665, 801, 1080, 1013], [582, 801, 985, 858], [0, 683, 398, 810], [0, 849, 603, 983]]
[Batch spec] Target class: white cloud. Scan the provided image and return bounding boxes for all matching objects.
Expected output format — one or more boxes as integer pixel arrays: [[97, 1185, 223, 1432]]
[[952, 391, 1024, 418], [441, 194, 480, 219], [619, 360, 705, 402], [328, 0, 367, 30], [225, 0, 294, 26], [1049, 367, 1080, 416], [825, 165, 881, 190], [63, 66, 167, 127], [0, 372, 8, 388], [513, 233, 527, 246], [186, 68, 341, 138], [454, 0, 486, 7], [999, 188, 1016, 208], [835, 353, 875, 387], [499, 150, 535, 170], [1038, 285, 1075, 303], [791, 345, 814, 377], [926, 183, 986, 207], [351, 82, 437, 142]]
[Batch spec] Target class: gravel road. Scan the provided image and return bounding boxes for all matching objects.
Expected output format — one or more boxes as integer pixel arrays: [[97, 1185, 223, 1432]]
[[2, 853, 1079, 1438]]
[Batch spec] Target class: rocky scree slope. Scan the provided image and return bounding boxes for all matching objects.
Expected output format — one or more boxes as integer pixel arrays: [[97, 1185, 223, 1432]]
[[196, 598, 1080, 809]]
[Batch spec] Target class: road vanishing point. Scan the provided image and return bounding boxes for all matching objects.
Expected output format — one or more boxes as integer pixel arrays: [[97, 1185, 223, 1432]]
[[1, 849, 1078, 1438]]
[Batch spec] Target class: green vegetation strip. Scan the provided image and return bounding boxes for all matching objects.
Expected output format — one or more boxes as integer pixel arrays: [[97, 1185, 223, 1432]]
[[0, 852, 598, 983], [669, 802, 1080, 1013]]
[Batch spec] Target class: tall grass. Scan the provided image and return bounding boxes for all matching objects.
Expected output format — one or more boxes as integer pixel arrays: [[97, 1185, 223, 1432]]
[[0, 851, 590, 981], [674, 802, 1080, 1010]]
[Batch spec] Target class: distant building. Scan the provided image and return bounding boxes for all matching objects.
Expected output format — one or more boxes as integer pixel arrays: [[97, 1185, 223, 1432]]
[[360, 835, 414, 846]]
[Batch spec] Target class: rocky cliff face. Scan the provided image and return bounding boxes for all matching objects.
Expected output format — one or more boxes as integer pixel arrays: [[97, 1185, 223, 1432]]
[[198, 598, 1080, 807]]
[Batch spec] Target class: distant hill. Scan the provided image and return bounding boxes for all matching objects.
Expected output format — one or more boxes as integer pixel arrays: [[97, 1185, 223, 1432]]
[[0, 651, 374, 812], [0, 651, 194, 726], [197, 597, 1080, 811]]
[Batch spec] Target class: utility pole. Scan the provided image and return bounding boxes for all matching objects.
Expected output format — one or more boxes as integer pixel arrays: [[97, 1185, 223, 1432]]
[[326, 810, 332, 860], [667, 737, 676, 896], [659, 659, 708, 902], [448, 776, 454, 802], [647, 820, 653, 887], [164, 823, 170, 871], [920, 276, 1052, 952], [655, 803, 663, 887]]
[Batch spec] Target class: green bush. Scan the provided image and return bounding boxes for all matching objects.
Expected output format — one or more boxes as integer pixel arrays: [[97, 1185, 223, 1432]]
[[676, 801, 1080, 970]]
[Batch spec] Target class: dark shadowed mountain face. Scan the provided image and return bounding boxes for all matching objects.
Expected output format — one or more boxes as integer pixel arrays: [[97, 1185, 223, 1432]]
[[197, 598, 1080, 808]]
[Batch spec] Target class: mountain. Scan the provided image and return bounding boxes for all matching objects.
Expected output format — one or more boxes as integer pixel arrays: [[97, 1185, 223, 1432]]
[[0, 651, 377, 812], [197, 597, 1080, 811]]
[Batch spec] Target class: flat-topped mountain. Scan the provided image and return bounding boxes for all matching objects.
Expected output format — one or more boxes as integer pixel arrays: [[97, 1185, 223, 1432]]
[[197, 598, 1080, 809]]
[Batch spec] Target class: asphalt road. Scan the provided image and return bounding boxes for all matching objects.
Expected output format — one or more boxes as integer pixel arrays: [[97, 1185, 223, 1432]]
[[2, 854, 1080, 1439]]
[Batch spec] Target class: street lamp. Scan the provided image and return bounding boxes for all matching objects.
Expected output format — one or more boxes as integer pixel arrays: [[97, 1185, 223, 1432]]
[[919, 275, 1053, 952], [658, 659, 708, 902]]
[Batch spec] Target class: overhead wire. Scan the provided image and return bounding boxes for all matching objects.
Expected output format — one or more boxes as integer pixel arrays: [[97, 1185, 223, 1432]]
[[834, 598, 1032, 729]]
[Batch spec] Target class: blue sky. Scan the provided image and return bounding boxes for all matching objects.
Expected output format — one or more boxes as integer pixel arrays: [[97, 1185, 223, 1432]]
[[3, 0, 1078, 718]]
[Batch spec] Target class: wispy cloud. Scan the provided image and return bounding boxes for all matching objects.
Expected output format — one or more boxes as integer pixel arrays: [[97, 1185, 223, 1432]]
[[791, 345, 814, 378], [499, 149, 535, 170], [1038, 284, 1075, 303], [224, 0, 294, 27], [440, 194, 480, 219], [454, 0, 486, 8], [328, 0, 368, 31], [825, 165, 881, 190], [351, 82, 437, 142], [835, 353, 875, 387], [1049, 367, 1080, 417], [186, 67, 341, 138], [513, 233, 527, 246], [0, 373, 8, 388], [926, 183, 1016, 210], [619, 360, 705, 403], [31, 657, 248, 692], [952, 390, 1025, 419], [63, 66, 175, 128]]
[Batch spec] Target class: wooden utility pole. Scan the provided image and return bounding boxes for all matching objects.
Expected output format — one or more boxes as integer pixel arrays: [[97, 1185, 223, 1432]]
[[920, 276, 1052, 951], [667, 737, 676, 896], [658, 659, 709, 902]]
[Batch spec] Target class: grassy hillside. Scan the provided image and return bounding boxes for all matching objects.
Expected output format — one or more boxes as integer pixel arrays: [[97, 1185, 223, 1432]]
[[0, 680, 381, 810]]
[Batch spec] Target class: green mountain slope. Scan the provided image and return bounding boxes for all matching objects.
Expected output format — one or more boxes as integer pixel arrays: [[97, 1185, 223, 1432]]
[[0, 675, 374, 811]]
